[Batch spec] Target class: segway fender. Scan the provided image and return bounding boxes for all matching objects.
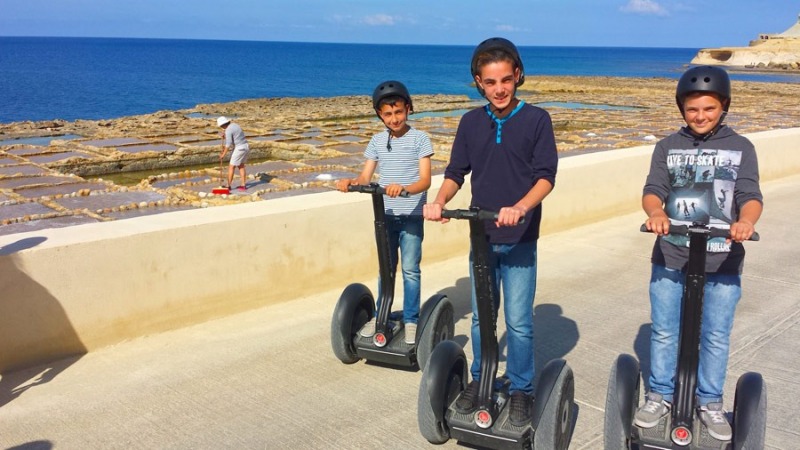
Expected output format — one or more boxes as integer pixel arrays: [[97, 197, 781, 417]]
[[332, 283, 375, 328], [330, 283, 375, 363], [422, 340, 467, 423], [419, 294, 446, 333], [531, 358, 568, 427], [733, 371, 766, 448], [613, 354, 640, 437]]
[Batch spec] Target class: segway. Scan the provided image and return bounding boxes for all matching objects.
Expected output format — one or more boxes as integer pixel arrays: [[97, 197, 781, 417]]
[[604, 223, 766, 449], [330, 183, 454, 371], [417, 207, 575, 449]]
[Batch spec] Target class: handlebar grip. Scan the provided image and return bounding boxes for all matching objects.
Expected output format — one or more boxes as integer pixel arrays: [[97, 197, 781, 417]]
[[640, 223, 759, 241], [348, 184, 409, 197], [441, 209, 525, 224]]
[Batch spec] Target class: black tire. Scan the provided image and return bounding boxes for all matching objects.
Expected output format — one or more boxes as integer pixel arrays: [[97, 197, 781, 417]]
[[417, 341, 466, 445], [417, 297, 454, 371], [533, 362, 575, 450], [604, 354, 640, 449], [330, 284, 374, 364], [732, 372, 767, 450]]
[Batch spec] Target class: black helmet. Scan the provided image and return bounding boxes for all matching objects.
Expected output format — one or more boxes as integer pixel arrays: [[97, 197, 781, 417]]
[[372, 80, 413, 113], [470, 37, 525, 96], [676, 65, 731, 113]]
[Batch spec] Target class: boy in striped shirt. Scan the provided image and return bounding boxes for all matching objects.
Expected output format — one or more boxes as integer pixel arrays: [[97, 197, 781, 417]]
[[336, 80, 433, 344]]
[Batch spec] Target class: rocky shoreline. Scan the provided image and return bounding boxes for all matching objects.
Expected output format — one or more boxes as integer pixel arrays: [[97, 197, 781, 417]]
[[2, 76, 799, 235]]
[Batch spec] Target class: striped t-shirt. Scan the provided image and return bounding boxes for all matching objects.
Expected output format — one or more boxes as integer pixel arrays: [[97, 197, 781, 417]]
[[364, 127, 433, 216]]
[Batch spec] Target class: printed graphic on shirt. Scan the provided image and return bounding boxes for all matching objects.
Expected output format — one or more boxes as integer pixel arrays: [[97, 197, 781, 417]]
[[664, 148, 742, 252]]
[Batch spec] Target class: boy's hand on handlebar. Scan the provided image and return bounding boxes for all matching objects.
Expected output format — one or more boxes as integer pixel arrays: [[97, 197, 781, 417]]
[[423, 202, 448, 223], [645, 211, 670, 236], [384, 184, 404, 198], [496, 206, 526, 227], [729, 220, 755, 243], [336, 178, 354, 193]]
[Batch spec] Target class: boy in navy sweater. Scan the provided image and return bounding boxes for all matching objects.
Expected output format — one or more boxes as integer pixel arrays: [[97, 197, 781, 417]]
[[423, 37, 558, 426]]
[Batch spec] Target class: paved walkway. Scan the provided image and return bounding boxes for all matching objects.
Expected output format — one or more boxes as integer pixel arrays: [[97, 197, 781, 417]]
[[1, 175, 798, 449]]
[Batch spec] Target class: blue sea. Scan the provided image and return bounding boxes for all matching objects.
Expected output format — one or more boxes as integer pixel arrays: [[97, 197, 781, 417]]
[[2, 37, 799, 124]]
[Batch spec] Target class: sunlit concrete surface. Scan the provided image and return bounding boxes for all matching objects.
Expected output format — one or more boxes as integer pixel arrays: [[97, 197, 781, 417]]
[[0, 172, 797, 449]]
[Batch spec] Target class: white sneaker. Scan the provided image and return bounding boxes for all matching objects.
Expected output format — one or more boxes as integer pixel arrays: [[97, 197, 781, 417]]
[[634, 392, 670, 428], [359, 318, 376, 337], [698, 402, 732, 441], [404, 322, 417, 344]]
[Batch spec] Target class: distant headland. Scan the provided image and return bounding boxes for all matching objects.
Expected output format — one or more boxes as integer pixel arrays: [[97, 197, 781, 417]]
[[691, 13, 800, 71]]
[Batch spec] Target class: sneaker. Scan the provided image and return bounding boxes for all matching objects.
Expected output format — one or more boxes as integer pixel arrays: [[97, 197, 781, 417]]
[[509, 391, 533, 426], [698, 402, 732, 441], [634, 392, 671, 428], [359, 318, 376, 337], [237, 186, 247, 191], [455, 380, 480, 414], [404, 322, 417, 344]]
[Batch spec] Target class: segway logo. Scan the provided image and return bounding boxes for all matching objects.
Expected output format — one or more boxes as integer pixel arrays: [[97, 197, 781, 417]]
[[671, 426, 692, 446], [475, 409, 493, 429], [373, 333, 387, 347]]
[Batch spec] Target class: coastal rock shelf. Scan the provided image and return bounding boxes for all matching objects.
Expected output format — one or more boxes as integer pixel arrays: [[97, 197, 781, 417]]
[[2, 76, 800, 235]]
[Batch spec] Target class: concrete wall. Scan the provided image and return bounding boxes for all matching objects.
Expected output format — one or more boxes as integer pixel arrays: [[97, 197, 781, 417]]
[[2, 128, 799, 372]]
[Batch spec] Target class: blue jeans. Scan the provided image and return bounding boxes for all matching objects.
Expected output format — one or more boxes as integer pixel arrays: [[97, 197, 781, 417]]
[[648, 264, 741, 406], [376, 215, 423, 325], [469, 240, 537, 394]]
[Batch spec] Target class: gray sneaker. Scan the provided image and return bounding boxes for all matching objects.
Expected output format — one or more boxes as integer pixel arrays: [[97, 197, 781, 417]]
[[404, 322, 417, 344], [359, 318, 376, 337], [698, 402, 732, 441], [634, 392, 670, 428]]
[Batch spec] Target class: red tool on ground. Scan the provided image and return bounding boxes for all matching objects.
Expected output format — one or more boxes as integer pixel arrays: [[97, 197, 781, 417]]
[[212, 136, 230, 195]]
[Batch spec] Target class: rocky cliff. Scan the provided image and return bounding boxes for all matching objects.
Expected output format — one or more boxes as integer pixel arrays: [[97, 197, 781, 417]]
[[691, 14, 800, 70]]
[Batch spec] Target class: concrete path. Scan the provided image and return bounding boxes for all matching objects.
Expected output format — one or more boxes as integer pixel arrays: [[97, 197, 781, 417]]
[[1, 174, 798, 449]]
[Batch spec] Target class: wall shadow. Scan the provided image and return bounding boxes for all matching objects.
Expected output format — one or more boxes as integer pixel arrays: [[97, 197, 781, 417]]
[[0, 237, 86, 408]]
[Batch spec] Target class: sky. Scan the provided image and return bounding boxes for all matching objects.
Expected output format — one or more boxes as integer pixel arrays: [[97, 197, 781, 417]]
[[0, 0, 798, 48]]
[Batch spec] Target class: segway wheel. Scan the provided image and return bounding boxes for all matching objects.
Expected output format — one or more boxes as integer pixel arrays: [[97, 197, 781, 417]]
[[603, 354, 640, 450], [416, 296, 454, 371], [732, 372, 767, 450], [417, 340, 467, 444], [533, 360, 575, 450], [330, 283, 374, 364]]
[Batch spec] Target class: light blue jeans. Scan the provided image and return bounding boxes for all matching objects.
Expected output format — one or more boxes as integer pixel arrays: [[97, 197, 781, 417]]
[[469, 240, 538, 394], [376, 215, 423, 325], [648, 264, 742, 406]]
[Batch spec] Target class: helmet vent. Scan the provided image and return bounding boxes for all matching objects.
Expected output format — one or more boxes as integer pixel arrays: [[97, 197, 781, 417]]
[[704, 77, 711, 82]]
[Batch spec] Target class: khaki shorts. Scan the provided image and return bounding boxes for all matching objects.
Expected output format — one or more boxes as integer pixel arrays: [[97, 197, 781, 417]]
[[230, 145, 250, 166]]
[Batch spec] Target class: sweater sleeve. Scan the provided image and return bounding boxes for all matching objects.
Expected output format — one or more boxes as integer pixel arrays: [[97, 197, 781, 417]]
[[643, 141, 670, 201], [444, 115, 472, 187], [734, 140, 763, 209], [531, 111, 558, 187]]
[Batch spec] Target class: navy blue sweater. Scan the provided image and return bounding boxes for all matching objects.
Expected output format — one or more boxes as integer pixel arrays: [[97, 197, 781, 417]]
[[445, 102, 558, 243]]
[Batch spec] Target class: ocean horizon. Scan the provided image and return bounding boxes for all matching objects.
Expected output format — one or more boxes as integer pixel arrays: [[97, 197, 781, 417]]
[[2, 36, 800, 124]]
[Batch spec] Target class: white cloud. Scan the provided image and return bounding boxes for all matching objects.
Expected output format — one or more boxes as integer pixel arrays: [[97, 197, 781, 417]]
[[496, 24, 519, 32], [363, 14, 397, 26], [620, 0, 669, 16]]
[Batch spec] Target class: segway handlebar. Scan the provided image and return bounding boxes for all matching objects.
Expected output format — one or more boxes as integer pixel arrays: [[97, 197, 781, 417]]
[[348, 183, 409, 197], [442, 208, 525, 224], [640, 223, 759, 241]]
